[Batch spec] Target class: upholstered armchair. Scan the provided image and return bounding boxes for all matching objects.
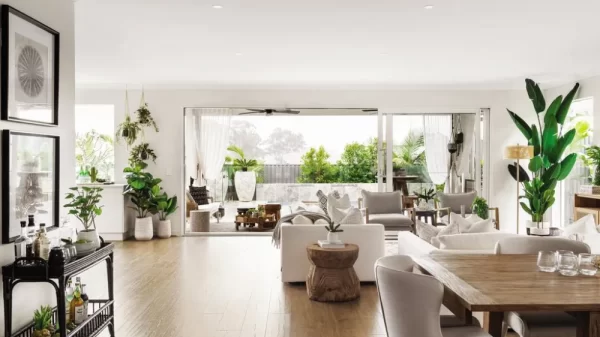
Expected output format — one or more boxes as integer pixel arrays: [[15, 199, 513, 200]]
[[358, 191, 414, 232], [435, 191, 500, 229]]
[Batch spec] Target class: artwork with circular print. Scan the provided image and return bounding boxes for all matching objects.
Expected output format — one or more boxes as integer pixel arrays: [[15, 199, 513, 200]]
[[18, 45, 45, 98]]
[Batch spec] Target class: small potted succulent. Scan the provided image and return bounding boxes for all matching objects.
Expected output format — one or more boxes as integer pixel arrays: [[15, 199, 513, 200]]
[[472, 196, 489, 220], [64, 186, 104, 250], [324, 222, 344, 243], [32, 305, 58, 337], [155, 193, 178, 238]]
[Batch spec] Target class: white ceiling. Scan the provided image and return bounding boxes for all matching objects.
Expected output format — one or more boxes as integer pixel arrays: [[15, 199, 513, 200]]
[[75, 0, 600, 90]]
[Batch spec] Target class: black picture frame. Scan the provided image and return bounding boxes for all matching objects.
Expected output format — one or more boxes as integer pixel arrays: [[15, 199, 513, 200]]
[[0, 5, 60, 126], [1, 130, 60, 243]]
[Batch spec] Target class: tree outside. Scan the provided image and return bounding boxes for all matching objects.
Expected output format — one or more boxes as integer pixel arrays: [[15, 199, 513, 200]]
[[298, 146, 337, 183], [262, 127, 306, 163], [75, 130, 115, 180], [336, 142, 377, 183]]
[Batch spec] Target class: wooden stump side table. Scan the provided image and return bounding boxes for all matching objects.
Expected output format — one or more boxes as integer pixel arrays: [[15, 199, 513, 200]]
[[306, 244, 360, 302]]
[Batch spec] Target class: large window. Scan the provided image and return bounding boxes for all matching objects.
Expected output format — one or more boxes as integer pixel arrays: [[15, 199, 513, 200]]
[[75, 105, 115, 181]]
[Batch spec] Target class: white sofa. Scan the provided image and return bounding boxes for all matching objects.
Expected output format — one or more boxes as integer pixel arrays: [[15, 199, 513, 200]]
[[280, 223, 385, 282], [397, 231, 521, 256]]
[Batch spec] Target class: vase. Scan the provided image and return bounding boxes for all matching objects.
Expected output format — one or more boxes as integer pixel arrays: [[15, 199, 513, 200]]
[[77, 229, 100, 249], [526, 220, 551, 236], [157, 220, 171, 239], [327, 231, 341, 243], [135, 217, 154, 240], [234, 171, 256, 202], [417, 200, 432, 211]]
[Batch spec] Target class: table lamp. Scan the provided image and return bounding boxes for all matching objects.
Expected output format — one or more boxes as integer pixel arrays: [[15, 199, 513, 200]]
[[504, 144, 534, 234]]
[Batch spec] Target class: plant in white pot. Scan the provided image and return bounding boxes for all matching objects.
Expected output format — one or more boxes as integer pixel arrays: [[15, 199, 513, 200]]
[[155, 193, 178, 238], [64, 186, 104, 249], [225, 145, 258, 202], [123, 162, 162, 240], [324, 222, 344, 243]]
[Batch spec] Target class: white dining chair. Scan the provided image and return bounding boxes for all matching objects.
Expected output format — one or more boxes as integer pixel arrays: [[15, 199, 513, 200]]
[[375, 255, 491, 337], [494, 236, 591, 337]]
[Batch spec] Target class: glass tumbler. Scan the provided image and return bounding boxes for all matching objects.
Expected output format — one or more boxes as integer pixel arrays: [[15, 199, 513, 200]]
[[578, 254, 598, 276], [558, 252, 578, 276], [537, 251, 557, 272]]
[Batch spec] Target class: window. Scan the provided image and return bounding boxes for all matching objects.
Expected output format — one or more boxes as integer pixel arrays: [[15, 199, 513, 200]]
[[75, 105, 115, 181]]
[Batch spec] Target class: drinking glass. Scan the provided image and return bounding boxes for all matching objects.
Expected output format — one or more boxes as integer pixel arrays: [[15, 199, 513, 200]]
[[558, 252, 578, 276], [537, 251, 557, 272], [578, 254, 598, 276]]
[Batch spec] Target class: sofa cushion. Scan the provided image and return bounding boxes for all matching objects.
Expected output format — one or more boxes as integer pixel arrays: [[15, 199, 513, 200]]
[[449, 213, 495, 233], [563, 214, 597, 237], [314, 219, 329, 225], [362, 190, 403, 214], [294, 202, 325, 215], [339, 207, 365, 224], [189, 185, 209, 205], [316, 190, 340, 215], [415, 220, 440, 243], [291, 215, 313, 225], [368, 213, 412, 227], [437, 222, 459, 236], [438, 232, 520, 250], [438, 191, 477, 214]]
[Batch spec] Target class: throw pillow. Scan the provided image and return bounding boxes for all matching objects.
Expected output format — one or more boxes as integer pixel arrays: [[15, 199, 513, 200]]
[[415, 220, 441, 244], [189, 186, 209, 205], [438, 232, 520, 250], [316, 190, 340, 215], [294, 202, 325, 215], [291, 215, 313, 225], [438, 191, 476, 213], [327, 192, 351, 219], [465, 218, 496, 233], [449, 213, 473, 233], [437, 222, 459, 236], [339, 207, 365, 225], [465, 214, 484, 223], [563, 214, 598, 237], [314, 219, 330, 225]]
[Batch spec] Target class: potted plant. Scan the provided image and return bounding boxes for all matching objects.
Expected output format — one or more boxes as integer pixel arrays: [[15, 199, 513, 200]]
[[507, 79, 579, 234], [155, 193, 178, 238], [585, 145, 600, 186], [32, 305, 57, 337], [225, 145, 258, 201], [135, 102, 159, 132], [324, 222, 344, 243], [472, 196, 489, 220], [129, 143, 157, 166], [89, 166, 98, 183], [414, 187, 436, 210], [123, 162, 162, 240], [115, 114, 142, 146], [64, 186, 104, 249]]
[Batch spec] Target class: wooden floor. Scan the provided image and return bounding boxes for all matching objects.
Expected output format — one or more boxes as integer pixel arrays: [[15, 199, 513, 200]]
[[104, 237, 386, 337]]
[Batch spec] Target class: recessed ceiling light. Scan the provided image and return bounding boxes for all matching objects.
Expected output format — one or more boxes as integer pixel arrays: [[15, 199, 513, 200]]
[[424, 5, 434, 9], [212, 5, 223, 9]]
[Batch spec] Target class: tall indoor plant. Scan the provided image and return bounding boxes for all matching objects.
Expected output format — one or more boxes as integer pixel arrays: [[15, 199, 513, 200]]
[[64, 186, 104, 248], [123, 162, 162, 240], [508, 79, 580, 231], [155, 193, 178, 238], [225, 145, 258, 201], [585, 145, 600, 186]]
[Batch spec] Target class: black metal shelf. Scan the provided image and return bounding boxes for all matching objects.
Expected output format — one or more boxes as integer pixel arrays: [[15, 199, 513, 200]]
[[2, 242, 115, 337]]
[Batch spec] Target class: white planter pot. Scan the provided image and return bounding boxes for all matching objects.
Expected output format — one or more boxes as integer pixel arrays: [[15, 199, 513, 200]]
[[526, 220, 551, 236], [77, 229, 100, 249], [158, 220, 172, 239], [135, 217, 154, 241], [234, 171, 256, 202], [417, 200, 433, 211], [327, 232, 341, 243]]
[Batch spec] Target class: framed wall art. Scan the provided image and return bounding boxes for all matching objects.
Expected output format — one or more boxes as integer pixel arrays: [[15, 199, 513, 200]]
[[1, 130, 60, 243], [1, 5, 60, 126]]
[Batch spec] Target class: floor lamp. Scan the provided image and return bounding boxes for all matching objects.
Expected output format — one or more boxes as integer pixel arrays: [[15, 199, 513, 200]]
[[504, 145, 534, 234]]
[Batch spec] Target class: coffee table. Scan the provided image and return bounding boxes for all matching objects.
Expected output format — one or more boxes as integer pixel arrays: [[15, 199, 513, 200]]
[[306, 243, 360, 302]]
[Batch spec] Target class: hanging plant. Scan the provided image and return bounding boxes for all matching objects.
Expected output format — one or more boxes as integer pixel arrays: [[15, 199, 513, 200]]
[[129, 142, 157, 167], [135, 90, 158, 132], [116, 115, 142, 146]]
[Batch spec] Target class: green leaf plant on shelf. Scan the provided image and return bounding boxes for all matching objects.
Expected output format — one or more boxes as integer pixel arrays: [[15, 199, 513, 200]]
[[507, 79, 580, 229], [472, 196, 489, 220]]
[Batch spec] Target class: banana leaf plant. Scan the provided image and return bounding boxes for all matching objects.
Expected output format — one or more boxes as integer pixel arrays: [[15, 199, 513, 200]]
[[508, 79, 580, 225]]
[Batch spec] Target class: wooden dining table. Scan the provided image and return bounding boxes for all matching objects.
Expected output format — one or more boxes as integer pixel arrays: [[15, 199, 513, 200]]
[[412, 254, 600, 337]]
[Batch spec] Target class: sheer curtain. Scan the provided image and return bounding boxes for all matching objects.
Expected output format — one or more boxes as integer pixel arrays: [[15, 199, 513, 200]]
[[185, 108, 232, 185], [423, 115, 452, 185]]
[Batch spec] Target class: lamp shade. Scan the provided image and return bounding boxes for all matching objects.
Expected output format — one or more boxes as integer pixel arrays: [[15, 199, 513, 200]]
[[504, 145, 534, 160]]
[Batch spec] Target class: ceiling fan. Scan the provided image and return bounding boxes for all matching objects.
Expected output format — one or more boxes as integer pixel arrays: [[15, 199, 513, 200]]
[[239, 108, 300, 116]]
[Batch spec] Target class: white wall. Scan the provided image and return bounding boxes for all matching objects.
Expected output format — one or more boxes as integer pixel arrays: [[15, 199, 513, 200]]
[[77, 87, 532, 235], [0, 0, 77, 334]]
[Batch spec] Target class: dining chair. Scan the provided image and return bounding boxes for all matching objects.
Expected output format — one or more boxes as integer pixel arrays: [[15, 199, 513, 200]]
[[375, 256, 491, 337], [494, 236, 591, 337]]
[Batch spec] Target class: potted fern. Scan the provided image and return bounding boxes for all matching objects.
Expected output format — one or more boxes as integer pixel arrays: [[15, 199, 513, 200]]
[[155, 193, 178, 238], [225, 145, 258, 201], [324, 222, 344, 243]]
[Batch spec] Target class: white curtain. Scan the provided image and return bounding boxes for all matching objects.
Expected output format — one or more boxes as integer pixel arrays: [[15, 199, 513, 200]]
[[423, 115, 452, 185], [185, 108, 232, 184]]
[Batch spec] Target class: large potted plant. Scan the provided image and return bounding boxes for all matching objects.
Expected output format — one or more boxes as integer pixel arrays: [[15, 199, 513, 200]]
[[225, 145, 258, 201], [123, 162, 162, 240], [508, 79, 580, 234], [64, 186, 104, 249], [155, 193, 178, 238], [585, 145, 600, 186]]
